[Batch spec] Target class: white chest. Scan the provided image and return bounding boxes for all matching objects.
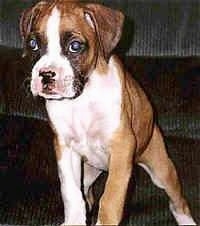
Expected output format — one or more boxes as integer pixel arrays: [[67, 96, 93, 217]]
[[46, 63, 122, 170]]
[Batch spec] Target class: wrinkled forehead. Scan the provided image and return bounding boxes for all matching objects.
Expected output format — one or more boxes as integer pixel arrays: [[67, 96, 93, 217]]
[[34, 2, 94, 38]]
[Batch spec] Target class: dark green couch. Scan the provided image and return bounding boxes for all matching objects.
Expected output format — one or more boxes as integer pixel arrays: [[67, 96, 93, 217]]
[[0, 0, 200, 225], [0, 46, 199, 225]]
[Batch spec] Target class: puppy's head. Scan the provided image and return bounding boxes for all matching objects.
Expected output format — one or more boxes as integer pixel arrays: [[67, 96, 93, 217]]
[[20, 0, 124, 100]]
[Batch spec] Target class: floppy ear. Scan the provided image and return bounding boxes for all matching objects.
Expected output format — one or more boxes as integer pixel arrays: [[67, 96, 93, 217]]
[[84, 4, 124, 61], [19, 1, 47, 39]]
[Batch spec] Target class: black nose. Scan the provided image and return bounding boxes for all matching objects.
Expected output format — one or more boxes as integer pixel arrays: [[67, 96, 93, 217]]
[[39, 71, 56, 84]]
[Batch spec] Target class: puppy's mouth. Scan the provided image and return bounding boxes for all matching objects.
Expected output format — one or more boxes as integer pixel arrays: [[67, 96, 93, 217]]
[[31, 75, 86, 100], [42, 78, 56, 93]]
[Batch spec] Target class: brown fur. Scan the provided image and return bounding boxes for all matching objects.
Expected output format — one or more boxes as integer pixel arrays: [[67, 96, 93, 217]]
[[95, 56, 193, 225], [20, 1, 195, 225]]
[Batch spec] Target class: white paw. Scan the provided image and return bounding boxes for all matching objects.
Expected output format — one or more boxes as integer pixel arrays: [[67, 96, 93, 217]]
[[170, 202, 197, 225]]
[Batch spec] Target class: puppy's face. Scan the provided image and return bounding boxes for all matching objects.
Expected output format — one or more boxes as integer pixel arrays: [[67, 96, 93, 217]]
[[20, 0, 124, 100]]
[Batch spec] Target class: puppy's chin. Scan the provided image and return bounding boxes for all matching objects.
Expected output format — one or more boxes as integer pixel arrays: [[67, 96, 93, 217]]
[[38, 92, 66, 100], [32, 89, 84, 100]]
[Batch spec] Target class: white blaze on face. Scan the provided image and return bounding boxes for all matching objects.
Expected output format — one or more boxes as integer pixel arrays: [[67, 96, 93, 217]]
[[31, 7, 76, 99], [46, 7, 61, 57]]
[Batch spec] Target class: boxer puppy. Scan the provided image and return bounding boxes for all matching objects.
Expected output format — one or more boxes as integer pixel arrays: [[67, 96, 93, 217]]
[[20, 0, 196, 225]]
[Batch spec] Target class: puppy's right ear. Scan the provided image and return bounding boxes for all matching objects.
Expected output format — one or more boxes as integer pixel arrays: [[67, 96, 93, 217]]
[[84, 4, 124, 61], [19, 1, 47, 39]]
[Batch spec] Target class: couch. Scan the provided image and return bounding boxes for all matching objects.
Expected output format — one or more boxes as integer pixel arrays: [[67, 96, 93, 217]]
[[0, 0, 199, 225]]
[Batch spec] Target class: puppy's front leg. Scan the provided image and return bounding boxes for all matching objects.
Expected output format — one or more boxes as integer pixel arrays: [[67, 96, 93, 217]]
[[56, 139, 86, 225], [97, 131, 136, 226]]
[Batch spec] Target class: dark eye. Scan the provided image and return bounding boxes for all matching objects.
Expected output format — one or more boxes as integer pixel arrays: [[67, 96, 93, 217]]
[[29, 39, 39, 51], [69, 40, 85, 53]]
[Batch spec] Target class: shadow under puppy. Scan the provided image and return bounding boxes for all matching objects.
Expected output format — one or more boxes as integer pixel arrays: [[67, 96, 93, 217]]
[[20, 0, 196, 225]]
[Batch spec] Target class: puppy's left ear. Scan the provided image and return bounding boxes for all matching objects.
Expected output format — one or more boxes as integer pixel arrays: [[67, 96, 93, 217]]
[[19, 1, 47, 57], [20, 1, 47, 39], [84, 4, 124, 61]]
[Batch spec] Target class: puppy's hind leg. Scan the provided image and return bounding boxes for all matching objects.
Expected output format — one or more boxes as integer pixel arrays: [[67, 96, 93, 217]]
[[137, 125, 196, 225]]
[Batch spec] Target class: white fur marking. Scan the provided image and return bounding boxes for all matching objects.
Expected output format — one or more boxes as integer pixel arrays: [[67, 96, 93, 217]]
[[46, 7, 61, 57], [84, 12, 95, 29], [138, 163, 165, 189], [169, 202, 196, 225], [45, 57, 122, 225], [58, 148, 86, 225], [46, 57, 122, 170]]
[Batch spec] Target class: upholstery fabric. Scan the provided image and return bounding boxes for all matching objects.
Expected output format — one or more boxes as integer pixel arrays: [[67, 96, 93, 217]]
[[0, 0, 200, 56]]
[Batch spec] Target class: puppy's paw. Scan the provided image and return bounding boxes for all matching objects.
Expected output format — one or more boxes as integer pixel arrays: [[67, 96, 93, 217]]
[[170, 202, 197, 225]]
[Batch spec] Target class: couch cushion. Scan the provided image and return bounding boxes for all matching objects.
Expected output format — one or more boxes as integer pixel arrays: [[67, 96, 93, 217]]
[[1, 0, 200, 56]]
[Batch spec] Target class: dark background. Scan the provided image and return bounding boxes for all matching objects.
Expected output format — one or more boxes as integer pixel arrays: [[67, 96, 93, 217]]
[[1, 0, 200, 56], [0, 1, 199, 225]]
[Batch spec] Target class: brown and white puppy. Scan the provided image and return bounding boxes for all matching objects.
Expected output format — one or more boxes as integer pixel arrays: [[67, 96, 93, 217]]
[[20, 1, 196, 225]]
